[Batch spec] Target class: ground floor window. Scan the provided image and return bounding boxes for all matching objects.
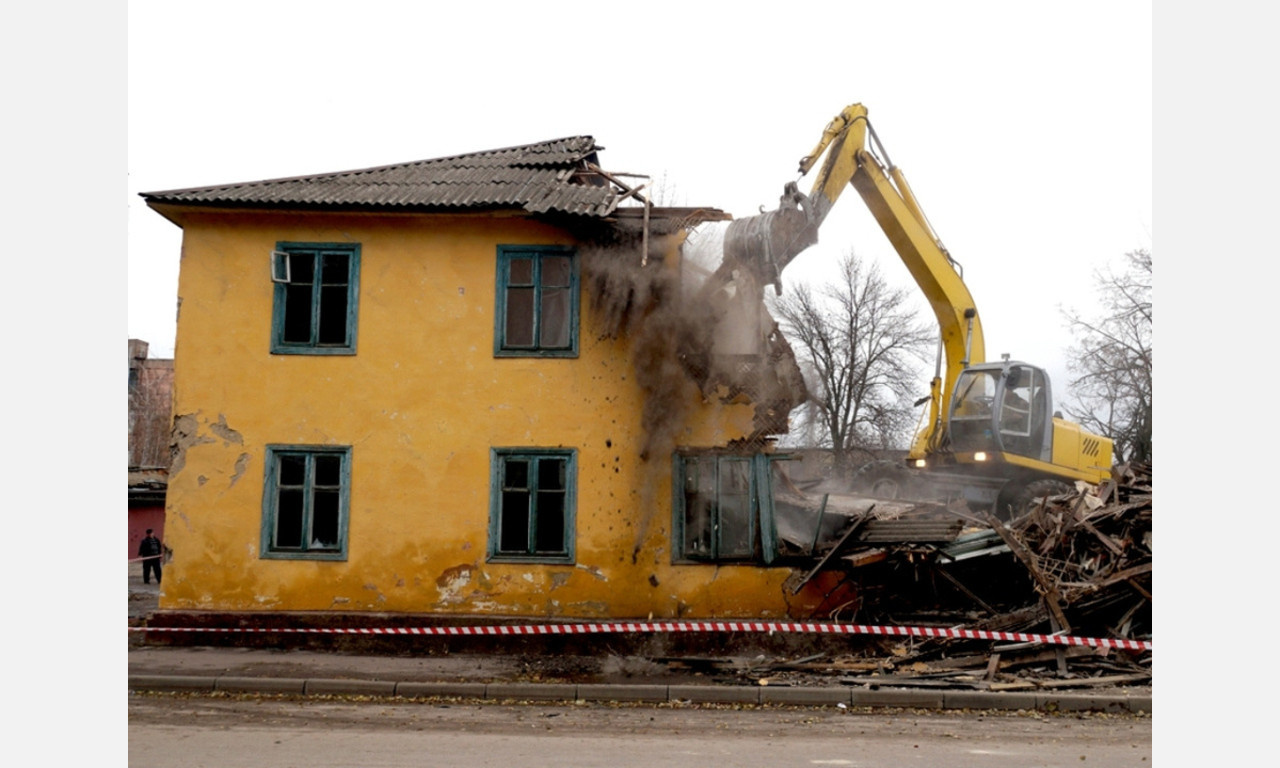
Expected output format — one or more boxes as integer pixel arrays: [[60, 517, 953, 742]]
[[260, 445, 351, 560], [673, 452, 796, 564], [489, 448, 576, 563]]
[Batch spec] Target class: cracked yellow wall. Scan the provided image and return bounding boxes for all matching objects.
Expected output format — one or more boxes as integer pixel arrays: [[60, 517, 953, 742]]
[[160, 210, 824, 618]]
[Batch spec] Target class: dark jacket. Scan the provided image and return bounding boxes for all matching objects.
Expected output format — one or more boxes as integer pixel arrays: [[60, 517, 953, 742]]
[[138, 535, 163, 559]]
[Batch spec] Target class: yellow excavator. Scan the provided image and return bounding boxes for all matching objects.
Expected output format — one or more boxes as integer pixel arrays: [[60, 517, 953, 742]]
[[723, 103, 1113, 517]]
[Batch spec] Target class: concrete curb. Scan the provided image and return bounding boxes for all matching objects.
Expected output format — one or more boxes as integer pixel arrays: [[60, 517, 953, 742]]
[[396, 681, 487, 698], [214, 676, 308, 694], [128, 674, 1151, 714], [306, 678, 398, 696]]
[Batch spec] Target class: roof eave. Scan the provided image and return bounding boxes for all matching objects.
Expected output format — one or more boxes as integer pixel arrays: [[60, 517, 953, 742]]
[[143, 199, 731, 231]]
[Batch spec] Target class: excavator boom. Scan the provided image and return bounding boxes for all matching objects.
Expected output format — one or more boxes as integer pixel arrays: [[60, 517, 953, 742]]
[[721, 103, 1114, 503], [723, 103, 983, 451]]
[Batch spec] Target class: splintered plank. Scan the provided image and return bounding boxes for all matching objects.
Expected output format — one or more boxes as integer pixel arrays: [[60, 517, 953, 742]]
[[1032, 673, 1151, 689], [985, 513, 1072, 633], [843, 549, 888, 568], [984, 652, 1002, 681], [791, 509, 873, 594], [1075, 515, 1127, 556], [931, 562, 1000, 615], [1061, 562, 1153, 601]]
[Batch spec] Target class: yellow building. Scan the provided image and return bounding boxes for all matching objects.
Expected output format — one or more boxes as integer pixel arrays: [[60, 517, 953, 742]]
[[142, 137, 833, 622]]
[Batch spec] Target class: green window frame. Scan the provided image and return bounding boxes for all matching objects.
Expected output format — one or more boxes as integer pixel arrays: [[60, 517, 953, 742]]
[[489, 448, 576, 563], [260, 445, 351, 561], [672, 452, 787, 564], [493, 245, 579, 357], [271, 242, 361, 355]]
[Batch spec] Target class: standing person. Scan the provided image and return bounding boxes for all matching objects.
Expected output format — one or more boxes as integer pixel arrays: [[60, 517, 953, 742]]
[[138, 528, 163, 585]]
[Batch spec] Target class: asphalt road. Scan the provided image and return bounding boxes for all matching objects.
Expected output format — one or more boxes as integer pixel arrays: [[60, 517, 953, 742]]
[[129, 692, 1152, 768]]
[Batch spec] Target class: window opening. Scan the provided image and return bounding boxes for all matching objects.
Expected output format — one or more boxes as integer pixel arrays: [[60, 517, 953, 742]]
[[490, 449, 576, 562], [495, 247, 578, 357], [999, 366, 1037, 438], [261, 446, 350, 560], [272, 242, 360, 354], [948, 369, 999, 453], [999, 366, 1051, 458], [675, 452, 790, 564]]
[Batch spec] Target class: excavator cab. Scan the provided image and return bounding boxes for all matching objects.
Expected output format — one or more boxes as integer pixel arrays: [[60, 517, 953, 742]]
[[947, 361, 1053, 464]]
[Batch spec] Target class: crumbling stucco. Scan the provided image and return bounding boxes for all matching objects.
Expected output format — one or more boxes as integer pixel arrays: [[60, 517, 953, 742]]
[[169, 412, 246, 480], [169, 412, 216, 476], [230, 453, 250, 487], [209, 414, 245, 445], [436, 564, 475, 605], [574, 564, 608, 581]]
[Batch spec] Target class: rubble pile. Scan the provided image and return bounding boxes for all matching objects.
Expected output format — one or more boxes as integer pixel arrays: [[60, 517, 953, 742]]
[[772, 462, 1153, 690], [991, 461, 1152, 641]]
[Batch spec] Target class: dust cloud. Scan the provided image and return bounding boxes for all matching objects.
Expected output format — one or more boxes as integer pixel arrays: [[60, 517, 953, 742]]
[[580, 224, 807, 560]]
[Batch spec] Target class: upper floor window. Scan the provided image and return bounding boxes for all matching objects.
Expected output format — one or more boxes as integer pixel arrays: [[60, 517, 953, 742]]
[[260, 445, 351, 561], [494, 246, 578, 357], [271, 242, 361, 355]]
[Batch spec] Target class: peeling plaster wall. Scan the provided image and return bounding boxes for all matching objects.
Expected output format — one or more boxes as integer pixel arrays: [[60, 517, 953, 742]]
[[160, 210, 827, 619]]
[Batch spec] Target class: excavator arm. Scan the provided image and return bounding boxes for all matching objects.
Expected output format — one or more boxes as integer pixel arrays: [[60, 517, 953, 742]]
[[723, 103, 984, 455]]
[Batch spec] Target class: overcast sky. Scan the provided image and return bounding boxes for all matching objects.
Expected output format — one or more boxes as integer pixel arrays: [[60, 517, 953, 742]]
[[128, 0, 1150, 405]]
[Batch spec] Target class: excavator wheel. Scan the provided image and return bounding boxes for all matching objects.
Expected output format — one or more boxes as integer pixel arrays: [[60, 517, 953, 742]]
[[1000, 479, 1075, 521], [852, 460, 911, 499]]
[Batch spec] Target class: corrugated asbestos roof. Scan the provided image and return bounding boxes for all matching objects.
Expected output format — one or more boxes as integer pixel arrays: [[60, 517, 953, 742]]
[[140, 136, 623, 217]]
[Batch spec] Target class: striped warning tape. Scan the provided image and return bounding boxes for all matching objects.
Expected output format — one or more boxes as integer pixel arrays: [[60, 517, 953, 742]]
[[127, 621, 1151, 651]]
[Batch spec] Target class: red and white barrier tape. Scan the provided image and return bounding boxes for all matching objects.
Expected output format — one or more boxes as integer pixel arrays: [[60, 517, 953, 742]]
[[127, 621, 1150, 651]]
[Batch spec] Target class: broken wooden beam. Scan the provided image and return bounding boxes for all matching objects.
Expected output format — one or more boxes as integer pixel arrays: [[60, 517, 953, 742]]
[[791, 509, 873, 594], [930, 561, 999, 616], [985, 513, 1072, 634]]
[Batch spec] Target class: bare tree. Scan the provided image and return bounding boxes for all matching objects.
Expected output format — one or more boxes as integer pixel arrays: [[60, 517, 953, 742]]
[[1062, 249, 1152, 463], [770, 249, 933, 473]]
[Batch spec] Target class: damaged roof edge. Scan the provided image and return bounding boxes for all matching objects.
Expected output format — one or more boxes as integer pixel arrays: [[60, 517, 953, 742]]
[[140, 136, 606, 199], [141, 200, 732, 234], [139, 135, 734, 228]]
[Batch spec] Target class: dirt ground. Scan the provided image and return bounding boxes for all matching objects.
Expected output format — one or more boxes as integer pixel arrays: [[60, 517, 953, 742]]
[[128, 562, 1151, 697], [131, 562, 789, 686], [129, 561, 163, 623]]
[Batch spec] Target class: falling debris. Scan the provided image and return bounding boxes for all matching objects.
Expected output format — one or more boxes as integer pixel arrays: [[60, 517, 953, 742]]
[[578, 223, 807, 560], [581, 227, 806, 461]]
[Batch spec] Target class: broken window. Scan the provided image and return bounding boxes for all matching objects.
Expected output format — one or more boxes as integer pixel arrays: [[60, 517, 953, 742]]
[[271, 242, 360, 354], [673, 452, 793, 564], [261, 445, 351, 560], [489, 449, 576, 562], [494, 246, 578, 357]]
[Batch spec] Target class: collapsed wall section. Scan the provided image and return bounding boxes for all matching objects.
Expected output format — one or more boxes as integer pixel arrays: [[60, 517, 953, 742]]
[[580, 223, 808, 460]]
